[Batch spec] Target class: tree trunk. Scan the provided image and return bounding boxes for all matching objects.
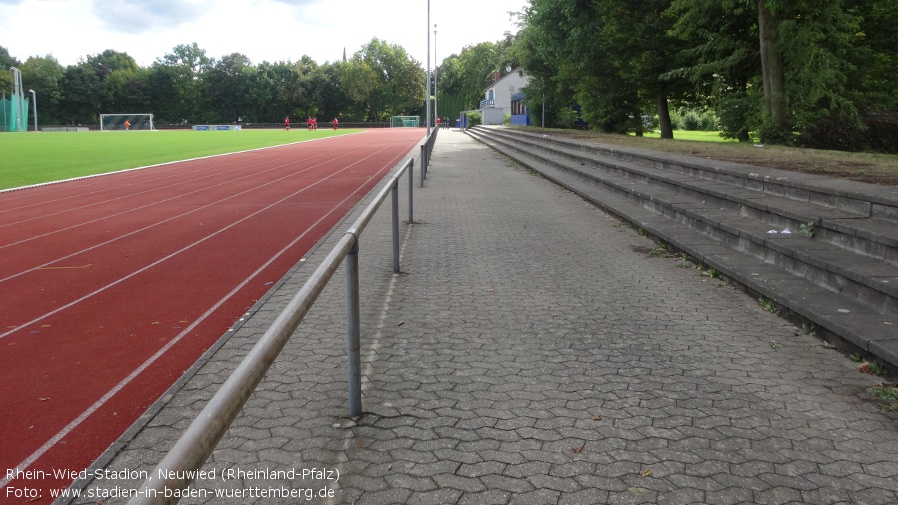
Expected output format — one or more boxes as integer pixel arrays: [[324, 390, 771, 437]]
[[657, 91, 673, 139], [758, 0, 789, 141]]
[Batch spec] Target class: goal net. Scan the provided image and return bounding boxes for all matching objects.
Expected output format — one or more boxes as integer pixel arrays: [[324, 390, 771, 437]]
[[100, 113, 155, 131], [390, 116, 420, 127]]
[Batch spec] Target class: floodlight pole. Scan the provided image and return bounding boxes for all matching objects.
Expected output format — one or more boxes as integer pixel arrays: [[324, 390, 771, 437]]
[[434, 25, 438, 123], [426, 0, 431, 136], [28, 90, 37, 132]]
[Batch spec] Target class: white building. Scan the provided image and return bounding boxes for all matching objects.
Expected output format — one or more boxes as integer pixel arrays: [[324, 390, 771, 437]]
[[478, 69, 530, 125]]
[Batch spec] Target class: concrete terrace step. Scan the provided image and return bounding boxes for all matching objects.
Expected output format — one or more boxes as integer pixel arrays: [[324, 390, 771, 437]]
[[468, 127, 898, 311], [466, 125, 898, 369], [482, 126, 898, 261]]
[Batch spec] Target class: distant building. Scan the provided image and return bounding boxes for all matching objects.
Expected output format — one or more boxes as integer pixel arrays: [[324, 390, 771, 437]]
[[510, 92, 531, 126], [478, 69, 530, 125]]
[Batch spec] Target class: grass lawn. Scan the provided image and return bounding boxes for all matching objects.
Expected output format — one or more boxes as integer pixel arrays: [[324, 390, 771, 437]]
[[632, 130, 738, 142], [0, 129, 360, 190]]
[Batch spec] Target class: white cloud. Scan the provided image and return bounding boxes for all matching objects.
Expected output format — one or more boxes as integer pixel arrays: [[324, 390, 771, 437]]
[[0, 0, 528, 68], [91, 0, 207, 32]]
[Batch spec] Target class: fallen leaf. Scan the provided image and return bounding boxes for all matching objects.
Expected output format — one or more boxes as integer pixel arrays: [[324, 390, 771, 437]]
[[592, 415, 602, 421], [857, 362, 874, 374], [641, 469, 653, 478], [571, 443, 586, 453], [628, 487, 650, 494]]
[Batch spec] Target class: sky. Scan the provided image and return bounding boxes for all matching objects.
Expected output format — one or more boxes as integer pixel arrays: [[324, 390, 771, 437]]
[[0, 0, 530, 69]]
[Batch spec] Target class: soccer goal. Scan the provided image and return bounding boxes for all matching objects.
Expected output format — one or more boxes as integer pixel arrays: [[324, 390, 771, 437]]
[[390, 115, 420, 128], [100, 113, 156, 131]]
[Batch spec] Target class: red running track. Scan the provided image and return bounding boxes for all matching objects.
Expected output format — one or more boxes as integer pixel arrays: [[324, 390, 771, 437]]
[[0, 128, 423, 501]]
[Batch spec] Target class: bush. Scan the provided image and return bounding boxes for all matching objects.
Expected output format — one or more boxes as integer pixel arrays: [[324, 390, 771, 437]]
[[794, 113, 865, 151], [672, 108, 716, 131], [716, 93, 758, 142], [465, 111, 482, 128], [863, 110, 898, 154]]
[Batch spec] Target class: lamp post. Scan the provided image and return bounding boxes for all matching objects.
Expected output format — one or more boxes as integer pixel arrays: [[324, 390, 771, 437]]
[[426, 0, 431, 136], [434, 25, 438, 124], [28, 89, 37, 132]]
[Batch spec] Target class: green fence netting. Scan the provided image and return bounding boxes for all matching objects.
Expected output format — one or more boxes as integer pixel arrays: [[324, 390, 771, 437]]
[[1, 94, 30, 132]]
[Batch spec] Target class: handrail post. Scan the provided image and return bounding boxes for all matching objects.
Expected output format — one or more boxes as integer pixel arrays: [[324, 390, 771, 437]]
[[345, 230, 362, 418], [391, 182, 400, 273], [420, 145, 426, 186], [408, 158, 414, 223]]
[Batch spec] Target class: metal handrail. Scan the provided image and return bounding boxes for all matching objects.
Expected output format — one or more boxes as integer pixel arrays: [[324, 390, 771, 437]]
[[128, 157, 416, 504], [420, 125, 439, 185]]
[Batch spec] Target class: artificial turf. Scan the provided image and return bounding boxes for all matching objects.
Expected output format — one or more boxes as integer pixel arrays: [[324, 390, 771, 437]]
[[0, 129, 359, 190]]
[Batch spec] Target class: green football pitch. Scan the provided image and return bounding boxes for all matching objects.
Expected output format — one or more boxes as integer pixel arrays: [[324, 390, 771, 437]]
[[0, 129, 359, 190]]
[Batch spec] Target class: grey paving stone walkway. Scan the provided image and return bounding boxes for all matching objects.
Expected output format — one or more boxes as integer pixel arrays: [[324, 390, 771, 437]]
[[77, 129, 898, 505]]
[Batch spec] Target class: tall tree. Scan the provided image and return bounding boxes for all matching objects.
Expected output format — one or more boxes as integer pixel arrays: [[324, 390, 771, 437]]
[[0, 47, 21, 93], [437, 41, 508, 117], [19, 55, 65, 125], [60, 63, 101, 124], [155, 43, 214, 123], [512, 3, 577, 128], [252, 60, 295, 123], [207, 53, 256, 123], [342, 38, 424, 121], [317, 61, 353, 121], [518, 0, 686, 135], [667, 0, 760, 141], [757, 0, 790, 142]]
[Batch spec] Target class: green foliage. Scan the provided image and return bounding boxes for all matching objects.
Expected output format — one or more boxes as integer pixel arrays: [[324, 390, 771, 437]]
[[870, 385, 898, 411], [436, 92, 468, 124], [342, 38, 425, 121], [664, 0, 898, 150], [519, 0, 687, 135], [0, 46, 19, 92], [866, 360, 887, 376], [18, 55, 66, 124], [437, 37, 518, 118], [465, 111, 482, 128], [758, 296, 779, 314], [799, 220, 816, 238], [715, 91, 760, 142], [800, 321, 816, 336], [871, 386, 898, 401], [672, 108, 716, 131], [4, 39, 422, 126]]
